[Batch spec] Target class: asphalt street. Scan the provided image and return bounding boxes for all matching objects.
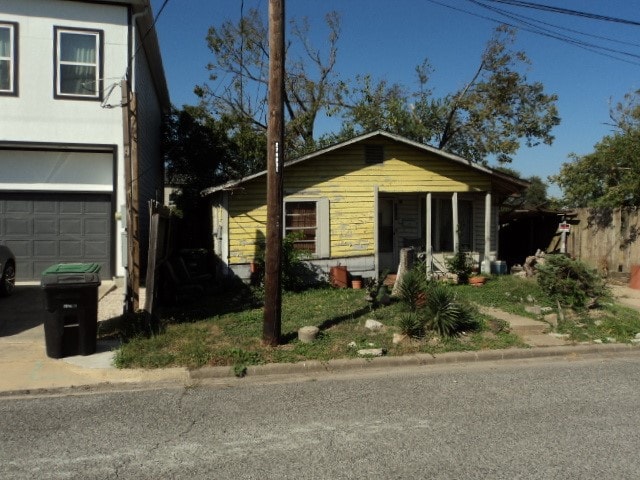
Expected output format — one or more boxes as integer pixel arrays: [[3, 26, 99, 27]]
[[2, 352, 640, 479]]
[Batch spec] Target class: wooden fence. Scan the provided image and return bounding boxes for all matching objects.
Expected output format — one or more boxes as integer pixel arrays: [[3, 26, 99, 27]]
[[566, 207, 640, 275]]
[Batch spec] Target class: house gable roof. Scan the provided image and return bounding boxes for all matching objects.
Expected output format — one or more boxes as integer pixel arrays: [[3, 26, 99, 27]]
[[201, 130, 529, 196]]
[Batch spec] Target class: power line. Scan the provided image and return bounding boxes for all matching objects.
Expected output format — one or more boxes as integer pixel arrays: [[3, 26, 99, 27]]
[[487, 0, 640, 27], [467, 0, 640, 65], [472, 0, 640, 49], [425, 0, 640, 66]]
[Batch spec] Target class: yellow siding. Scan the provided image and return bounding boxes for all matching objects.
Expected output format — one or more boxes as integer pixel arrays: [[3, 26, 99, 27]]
[[227, 141, 492, 263]]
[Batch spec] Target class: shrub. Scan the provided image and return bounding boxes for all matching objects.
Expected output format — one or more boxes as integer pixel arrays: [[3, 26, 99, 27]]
[[254, 233, 324, 291], [424, 283, 479, 337], [398, 312, 424, 337], [536, 255, 609, 309]]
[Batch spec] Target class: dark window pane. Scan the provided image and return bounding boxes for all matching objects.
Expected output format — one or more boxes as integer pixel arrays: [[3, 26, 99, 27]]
[[60, 64, 97, 95], [0, 28, 10, 57], [60, 33, 96, 63], [0, 60, 9, 91]]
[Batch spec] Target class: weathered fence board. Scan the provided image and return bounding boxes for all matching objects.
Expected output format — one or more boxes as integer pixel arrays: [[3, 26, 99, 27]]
[[567, 208, 640, 275]]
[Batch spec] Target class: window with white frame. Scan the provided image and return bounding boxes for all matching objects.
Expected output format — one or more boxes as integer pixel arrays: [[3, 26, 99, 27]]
[[54, 27, 102, 99], [284, 198, 330, 257], [0, 22, 17, 95]]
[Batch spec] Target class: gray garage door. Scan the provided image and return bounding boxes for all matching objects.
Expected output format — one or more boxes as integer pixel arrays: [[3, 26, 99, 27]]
[[0, 192, 113, 280]]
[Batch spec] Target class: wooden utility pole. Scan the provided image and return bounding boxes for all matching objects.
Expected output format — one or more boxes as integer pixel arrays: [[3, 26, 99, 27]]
[[263, 0, 285, 345]]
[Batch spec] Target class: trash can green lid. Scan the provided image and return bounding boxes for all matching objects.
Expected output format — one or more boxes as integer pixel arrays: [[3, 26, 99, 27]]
[[42, 263, 102, 275]]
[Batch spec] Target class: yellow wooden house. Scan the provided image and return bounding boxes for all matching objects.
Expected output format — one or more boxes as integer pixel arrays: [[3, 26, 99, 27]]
[[202, 131, 528, 282]]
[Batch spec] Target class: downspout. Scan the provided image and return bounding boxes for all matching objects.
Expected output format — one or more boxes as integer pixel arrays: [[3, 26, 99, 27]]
[[130, 9, 148, 92]]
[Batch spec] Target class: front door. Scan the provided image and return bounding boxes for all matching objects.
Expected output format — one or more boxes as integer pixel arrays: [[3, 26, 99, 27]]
[[378, 198, 396, 272]]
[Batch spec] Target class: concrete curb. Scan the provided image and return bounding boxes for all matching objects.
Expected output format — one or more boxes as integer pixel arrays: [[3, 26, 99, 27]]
[[0, 367, 191, 398], [2, 344, 637, 398], [189, 343, 640, 380]]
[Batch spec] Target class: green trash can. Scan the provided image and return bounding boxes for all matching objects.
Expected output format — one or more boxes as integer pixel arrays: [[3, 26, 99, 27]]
[[41, 263, 101, 359]]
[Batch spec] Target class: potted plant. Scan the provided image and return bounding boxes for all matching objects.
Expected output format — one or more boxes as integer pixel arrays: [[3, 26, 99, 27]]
[[445, 250, 473, 284]]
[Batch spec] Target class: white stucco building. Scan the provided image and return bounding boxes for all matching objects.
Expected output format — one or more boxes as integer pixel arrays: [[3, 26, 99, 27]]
[[0, 0, 169, 280]]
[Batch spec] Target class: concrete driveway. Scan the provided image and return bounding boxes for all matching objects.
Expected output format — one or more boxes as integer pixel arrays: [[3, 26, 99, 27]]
[[0, 284, 46, 339]]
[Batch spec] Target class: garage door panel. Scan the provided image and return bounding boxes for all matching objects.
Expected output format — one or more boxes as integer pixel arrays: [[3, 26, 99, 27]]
[[5, 218, 32, 236], [0, 193, 112, 280], [5, 200, 32, 214], [60, 218, 82, 235], [35, 218, 57, 234], [85, 218, 109, 235], [5, 240, 31, 257], [34, 202, 57, 214], [85, 201, 110, 214], [34, 240, 57, 257], [85, 239, 109, 256], [60, 202, 83, 214], [60, 240, 82, 256]]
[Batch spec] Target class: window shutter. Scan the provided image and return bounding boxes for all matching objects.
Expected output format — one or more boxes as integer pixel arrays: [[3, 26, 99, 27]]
[[317, 198, 330, 258]]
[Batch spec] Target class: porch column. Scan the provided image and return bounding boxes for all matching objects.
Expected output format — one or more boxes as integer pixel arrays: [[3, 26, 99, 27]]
[[374, 185, 379, 278], [452, 192, 459, 253], [482, 192, 492, 274], [426, 192, 432, 274]]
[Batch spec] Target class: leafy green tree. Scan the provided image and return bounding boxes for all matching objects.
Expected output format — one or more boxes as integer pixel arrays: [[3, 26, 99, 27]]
[[485, 167, 551, 210], [523, 176, 549, 208], [552, 90, 640, 208], [610, 89, 640, 134], [339, 26, 560, 165], [163, 106, 266, 245], [334, 75, 422, 141]]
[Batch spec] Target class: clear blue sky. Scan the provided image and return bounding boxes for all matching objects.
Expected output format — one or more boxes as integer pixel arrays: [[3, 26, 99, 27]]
[[150, 0, 640, 196]]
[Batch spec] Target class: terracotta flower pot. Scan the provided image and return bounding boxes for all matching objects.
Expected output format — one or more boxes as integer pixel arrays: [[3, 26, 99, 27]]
[[469, 275, 487, 286]]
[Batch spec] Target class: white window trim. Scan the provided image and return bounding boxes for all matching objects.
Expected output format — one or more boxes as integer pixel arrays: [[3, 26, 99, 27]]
[[0, 22, 17, 96], [283, 197, 330, 258], [54, 27, 102, 100]]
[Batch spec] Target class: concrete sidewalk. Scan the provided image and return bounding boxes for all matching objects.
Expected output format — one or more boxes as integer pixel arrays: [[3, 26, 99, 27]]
[[1, 281, 640, 396]]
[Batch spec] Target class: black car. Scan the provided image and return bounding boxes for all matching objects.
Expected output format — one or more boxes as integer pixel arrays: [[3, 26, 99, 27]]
[[0, 245, 16, 296]]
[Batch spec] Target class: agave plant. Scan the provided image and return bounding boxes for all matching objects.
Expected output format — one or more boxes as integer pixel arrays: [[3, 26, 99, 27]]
[[398, 267, 427, 311], [424, 283, 478, 337], [398, 312, 424, 338]]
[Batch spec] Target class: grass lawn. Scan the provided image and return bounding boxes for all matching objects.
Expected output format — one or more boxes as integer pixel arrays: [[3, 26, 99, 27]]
[[105, 275, 640, 372]]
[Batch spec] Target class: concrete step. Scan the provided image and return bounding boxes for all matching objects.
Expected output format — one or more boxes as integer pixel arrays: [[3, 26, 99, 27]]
[[479, 306, 548, 336]]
